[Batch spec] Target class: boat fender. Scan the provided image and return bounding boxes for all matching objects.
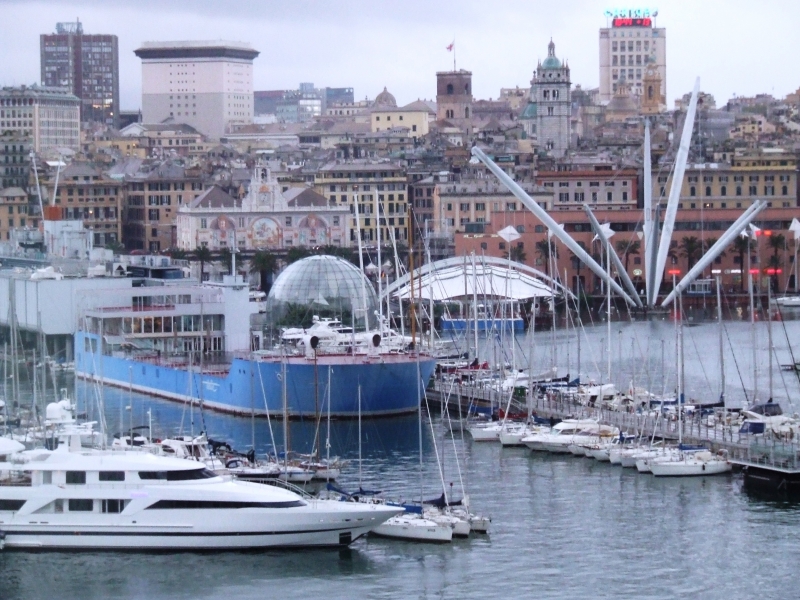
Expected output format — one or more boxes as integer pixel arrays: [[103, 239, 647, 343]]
[[702, 463, 706, 471], [310, 336, 319, 350], [372, 334, 381, 348]]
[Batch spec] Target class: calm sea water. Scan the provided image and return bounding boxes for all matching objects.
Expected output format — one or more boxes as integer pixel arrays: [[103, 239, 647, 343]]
[[2, 319, 800, 599]]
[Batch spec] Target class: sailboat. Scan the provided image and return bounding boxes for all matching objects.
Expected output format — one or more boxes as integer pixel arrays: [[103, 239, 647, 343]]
[[649, 279, 731, 477]]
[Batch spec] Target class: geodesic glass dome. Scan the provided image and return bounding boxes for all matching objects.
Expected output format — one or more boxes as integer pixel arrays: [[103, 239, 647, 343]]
[[265, 255, 379, 332]]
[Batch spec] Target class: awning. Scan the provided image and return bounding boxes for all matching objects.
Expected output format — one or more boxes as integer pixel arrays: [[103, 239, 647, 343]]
[[393, 263, 555, 301]]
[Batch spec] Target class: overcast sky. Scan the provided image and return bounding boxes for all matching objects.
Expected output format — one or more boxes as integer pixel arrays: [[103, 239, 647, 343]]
[[1, 0, 798, 111]]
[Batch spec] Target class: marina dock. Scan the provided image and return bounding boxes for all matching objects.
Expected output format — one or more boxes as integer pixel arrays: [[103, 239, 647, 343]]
[[429, 379, 800, 491]]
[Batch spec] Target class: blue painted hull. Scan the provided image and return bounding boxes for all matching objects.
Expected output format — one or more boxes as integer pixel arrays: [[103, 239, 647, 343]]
[[75, 332, 436, 418], [440, 318, 525, 332]]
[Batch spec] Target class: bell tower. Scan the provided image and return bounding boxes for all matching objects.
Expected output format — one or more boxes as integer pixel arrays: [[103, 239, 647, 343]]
[[436, 70, 473, 128], [641, 63, 663, 115]]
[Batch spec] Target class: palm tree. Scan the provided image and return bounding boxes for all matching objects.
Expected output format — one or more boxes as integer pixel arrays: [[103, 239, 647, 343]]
[[249, 250, 278, 294], [768, 233, 786, 290], [286, 246, 313, 264], [506, 245, 527, 264], [192, 245, 213, 282], [679, 236, 703, 273], [730, 235, 752, 291], [535, 239, 558, 276], [217, 247, 233, 275], [615, 239, 641, 273]]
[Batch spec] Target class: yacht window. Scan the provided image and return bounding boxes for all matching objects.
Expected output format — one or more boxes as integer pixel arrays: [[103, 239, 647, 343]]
[[43, 471, 52, 484], [0, 499, 25, 511], [99, 471, 125, 482], [68, 499, 94, 512], [139, 468, 217, 481], [146, 500, 305, 509], [66, 471, 87, 484], [102, 499, 127, 513]]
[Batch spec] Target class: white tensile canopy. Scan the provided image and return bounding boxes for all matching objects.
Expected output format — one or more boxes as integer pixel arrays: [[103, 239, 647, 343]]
[[392, 262, 556, 301]]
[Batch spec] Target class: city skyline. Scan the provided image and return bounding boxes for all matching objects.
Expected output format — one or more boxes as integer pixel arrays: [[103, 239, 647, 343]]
[[1, 0, 798, 112]]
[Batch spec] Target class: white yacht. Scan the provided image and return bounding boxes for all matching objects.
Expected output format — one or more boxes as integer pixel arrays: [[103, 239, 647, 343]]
[[649, 450, 731, 477], [0, 410, 400, 550]]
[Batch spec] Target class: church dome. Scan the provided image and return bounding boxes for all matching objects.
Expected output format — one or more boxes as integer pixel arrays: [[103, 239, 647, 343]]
[[373, 87, 397, 108], [541, 40, 562, 69]]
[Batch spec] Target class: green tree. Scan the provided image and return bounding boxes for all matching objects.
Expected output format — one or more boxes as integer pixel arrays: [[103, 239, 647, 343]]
[[167, 248, 187, 260], [505, 245, 527, 264], [615, 239, 641, 273], [249, 250, 278, 294], [192, 245, 213, 282], [730, 235, 753, 291], [286, 246, 313, 264], [768, 233, 786, 290], [217, 248, 233, 275], [535, 239, 558, 276], [679, 236, 703, 273]]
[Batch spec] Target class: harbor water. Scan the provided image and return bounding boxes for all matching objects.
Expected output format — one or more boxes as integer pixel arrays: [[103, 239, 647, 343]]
[[2, 318, 800, 599]]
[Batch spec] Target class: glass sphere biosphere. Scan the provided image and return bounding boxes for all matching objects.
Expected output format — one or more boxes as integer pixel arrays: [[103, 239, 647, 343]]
[[265, 255, 379, 331]]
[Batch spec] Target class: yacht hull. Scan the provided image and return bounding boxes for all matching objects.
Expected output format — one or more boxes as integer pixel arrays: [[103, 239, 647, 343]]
[[0, 502, 400, 550]]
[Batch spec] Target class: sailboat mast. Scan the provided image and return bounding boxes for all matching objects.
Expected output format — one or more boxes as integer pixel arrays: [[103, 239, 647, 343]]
[[607, 242, 612, 384], [358, 384, 362, 489], [282, 353, 288, 472], [471, 252, 479, 360], [353, 191, 370, 337], [748, 266, 757, 401], [326, 366, 331, 468], [768, 276, 773, 399], [716, 276, 725, 407]]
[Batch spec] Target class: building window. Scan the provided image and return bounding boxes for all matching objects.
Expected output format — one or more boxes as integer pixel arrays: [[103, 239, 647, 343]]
[[705, 186, 711, 196], [720, 186, 727, 196], [689, 186, 696, 197], [574, 192, 584, 202], [285, 217, 292, 226], [607, 192, 613, 202]]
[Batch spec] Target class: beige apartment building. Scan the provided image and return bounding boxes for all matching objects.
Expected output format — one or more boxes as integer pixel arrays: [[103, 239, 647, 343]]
[[0, 85, 80, 154], [45, 162, 123, 246], [371, 101, 434, 136], [652, 149, 798, 211], [314, 162, 409, 245], [599, 11, 666, 103], [124, 164, 206, 252]]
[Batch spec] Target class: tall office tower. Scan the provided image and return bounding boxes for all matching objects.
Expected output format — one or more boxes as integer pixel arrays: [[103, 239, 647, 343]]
[[598, 9, 666, 103], [40, 20, 120, 127], [135, 41, 259, 140]]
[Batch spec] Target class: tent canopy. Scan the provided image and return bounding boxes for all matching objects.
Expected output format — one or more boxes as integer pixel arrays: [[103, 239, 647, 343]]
[[392, 262, 556, 301]]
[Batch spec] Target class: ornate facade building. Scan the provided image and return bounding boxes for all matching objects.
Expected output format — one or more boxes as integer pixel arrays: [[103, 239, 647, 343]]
[[176, 165, 351, 251]]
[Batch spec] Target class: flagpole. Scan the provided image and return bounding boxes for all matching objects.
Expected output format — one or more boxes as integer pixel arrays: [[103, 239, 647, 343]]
[[453, 39, 457, 71]]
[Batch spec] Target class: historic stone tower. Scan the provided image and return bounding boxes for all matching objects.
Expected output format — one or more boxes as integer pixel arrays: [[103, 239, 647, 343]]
[[531, 40, 571, 156], [641, 62, 663, 115], [436, 70, 473, 127]]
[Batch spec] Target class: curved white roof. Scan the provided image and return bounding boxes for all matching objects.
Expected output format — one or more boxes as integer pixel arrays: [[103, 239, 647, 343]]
[[393, 262, 555, 301]]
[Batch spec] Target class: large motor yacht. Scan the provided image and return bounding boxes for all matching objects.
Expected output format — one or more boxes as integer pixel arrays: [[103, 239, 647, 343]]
[[0, 404, 400, 550]]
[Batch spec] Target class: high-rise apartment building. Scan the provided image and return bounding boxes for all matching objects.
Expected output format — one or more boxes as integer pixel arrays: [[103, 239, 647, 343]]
[[135, 40, 259, 140], [599, 9, 665, 103], [40, 21, 119, 127], [0, 85, 80, 153]]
